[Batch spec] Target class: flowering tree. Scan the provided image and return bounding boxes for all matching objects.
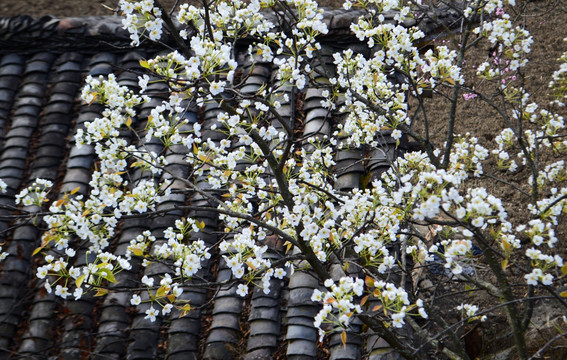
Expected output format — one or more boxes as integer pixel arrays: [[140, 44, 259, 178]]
[[6, 0, 567, 358]]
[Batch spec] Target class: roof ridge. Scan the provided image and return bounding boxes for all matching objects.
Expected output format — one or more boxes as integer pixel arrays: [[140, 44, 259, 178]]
[[0, 5, 464, 54]]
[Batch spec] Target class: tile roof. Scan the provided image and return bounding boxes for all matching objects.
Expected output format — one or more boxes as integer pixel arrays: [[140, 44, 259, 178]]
[[0, 7, 460, 359]]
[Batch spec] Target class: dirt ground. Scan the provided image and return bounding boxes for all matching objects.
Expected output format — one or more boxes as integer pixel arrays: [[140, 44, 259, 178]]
[[1, 0, 567, 358]]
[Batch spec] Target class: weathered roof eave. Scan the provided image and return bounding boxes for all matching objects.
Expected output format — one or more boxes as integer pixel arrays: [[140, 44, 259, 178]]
[[0, 5, 463, 54]]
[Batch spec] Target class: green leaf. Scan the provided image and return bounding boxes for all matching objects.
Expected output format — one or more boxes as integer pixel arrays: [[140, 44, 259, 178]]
[[94, 288, 108, 296], [360, 172, 371, 190], [130, 246, 144, 257], [156, 286, 168, 298], [372, 304, 382, 312], [180, 303, 192, 317], [76, 274, 86, 288], [340, 331, 347, 348], [197, 221, 205, 230], [32, 236, 52, 256], [501, 239, 511, 252], [139, 60, 150, 69], [365, 275, 374, 288], [98, 268, 117, 283]]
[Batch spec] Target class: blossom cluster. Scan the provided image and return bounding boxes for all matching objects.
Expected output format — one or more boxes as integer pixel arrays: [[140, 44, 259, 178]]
[[549, 39, 567, 107], [311, 277, 364, 339], [456, 303, 486, 322], [131, 273, 188, 321], [474, 16, 532, 87], [37, 251, 132, 301], [15, 179, 53, 207], [220, 226, 287, 296], [120, 0, 164, 46]]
